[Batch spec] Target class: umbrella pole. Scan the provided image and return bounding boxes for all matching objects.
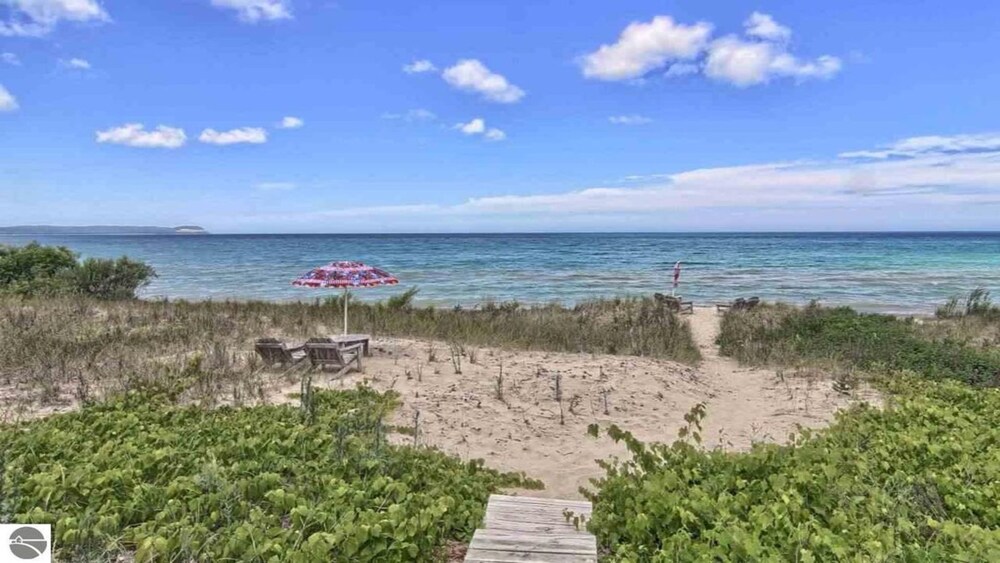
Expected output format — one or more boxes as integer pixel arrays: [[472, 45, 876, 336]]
[[343, 287, 349, 335]]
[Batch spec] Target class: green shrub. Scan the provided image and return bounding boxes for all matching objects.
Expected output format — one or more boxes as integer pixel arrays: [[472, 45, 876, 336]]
[[0, 243, 155, 300], [0, 242, 78, 295], [0, 387, 535, 562], [585, 379, 1000, 561], [64, 256, 156, 300]]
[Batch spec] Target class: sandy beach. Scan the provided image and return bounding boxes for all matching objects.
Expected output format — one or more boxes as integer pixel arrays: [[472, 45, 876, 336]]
[[293, 307, 879, 498]]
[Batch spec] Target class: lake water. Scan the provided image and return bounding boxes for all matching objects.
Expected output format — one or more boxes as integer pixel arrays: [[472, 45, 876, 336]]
[[3, 232, 999, 314]]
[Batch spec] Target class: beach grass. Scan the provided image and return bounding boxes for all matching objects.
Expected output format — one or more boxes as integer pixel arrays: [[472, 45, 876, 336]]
[[0, 294, 699, 413], [716, 299, 1000, 387]]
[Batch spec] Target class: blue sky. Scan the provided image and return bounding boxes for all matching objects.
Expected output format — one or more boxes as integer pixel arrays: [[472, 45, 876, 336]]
[[2, 0, 1000, 233]]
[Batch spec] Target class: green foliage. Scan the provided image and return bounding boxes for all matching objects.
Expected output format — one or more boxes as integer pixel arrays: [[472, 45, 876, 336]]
[[718, 303, 1000, 387], [0, 242, 78, 295], [0, 243, 155, 300], [0, 387, 535, 562], [63, 256, 157, 300], [584, 379, 1000, 561], [937, 288, 1000, 320], [385, 287, 419, 311]]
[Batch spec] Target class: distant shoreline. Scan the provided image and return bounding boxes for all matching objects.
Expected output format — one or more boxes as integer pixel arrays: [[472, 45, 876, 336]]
[[0, 225, 208, 235]]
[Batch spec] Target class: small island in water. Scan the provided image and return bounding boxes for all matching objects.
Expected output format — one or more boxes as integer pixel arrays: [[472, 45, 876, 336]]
[[0, 225, 208, 235]]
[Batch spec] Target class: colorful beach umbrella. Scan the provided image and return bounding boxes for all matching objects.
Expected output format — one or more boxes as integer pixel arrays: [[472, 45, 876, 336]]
[[292, 261, 399, 334]]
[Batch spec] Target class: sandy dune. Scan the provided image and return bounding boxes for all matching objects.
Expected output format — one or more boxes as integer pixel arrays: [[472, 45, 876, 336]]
[[305, 307, 879, 498]]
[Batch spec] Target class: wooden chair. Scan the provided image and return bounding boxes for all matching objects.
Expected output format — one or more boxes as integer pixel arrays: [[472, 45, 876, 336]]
[[654, 293, 694, 314], [254, 338, 306, 367], [305, 342, 364, 377], [717, 296, 761, 313]]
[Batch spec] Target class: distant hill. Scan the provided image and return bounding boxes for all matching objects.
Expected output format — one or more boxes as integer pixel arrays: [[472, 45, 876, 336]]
[[0, 225, 208, 235]]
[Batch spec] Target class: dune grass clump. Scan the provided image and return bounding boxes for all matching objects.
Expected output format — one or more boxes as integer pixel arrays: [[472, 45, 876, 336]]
[[936, 288, 1000, 320], [0, 294, 699, 414], [342, 296, 701, 362], [717, 301, 1000, 387], [0, 387, 537, 562]]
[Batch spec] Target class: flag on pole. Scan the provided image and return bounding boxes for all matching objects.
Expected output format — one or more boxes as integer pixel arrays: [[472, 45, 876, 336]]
[[673, 261, 682, 289]]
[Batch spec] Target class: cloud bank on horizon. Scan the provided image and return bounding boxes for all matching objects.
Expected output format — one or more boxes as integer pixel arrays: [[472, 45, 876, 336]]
[[237, 132, 1000, 230]]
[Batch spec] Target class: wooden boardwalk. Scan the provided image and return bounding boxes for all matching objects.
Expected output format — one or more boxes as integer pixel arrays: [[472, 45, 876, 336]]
[[465, 494, 597, 562]]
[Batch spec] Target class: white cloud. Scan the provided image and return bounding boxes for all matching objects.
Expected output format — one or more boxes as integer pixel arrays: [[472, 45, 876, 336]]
[[455, 118, 485, 135], [484, 128, 506, 141], [199, 127, 268, 145], [580, 16, 712, 81], [583, 12, 841, 87], [277, 116, 303, 129], [839, 133, 1000, 160], [60, 57, 91, 70], [0, 84, 18, 111], [256, 182, 296, 191], [704, 35, 840, 87], [609, 114, 653, 125], [0, 0, 109, 37], [454, 117, 506, 141], [1, 52, 21, 66], [254, 132, 1000, 229], [382, 108, 437, 122], [744, 11, 791, 42], [442, 59, 525, 104], [96, 123, 187, 149], [209, 0, 291, 23], [403, 59, 437, 74], [664, 62, 699, 77]]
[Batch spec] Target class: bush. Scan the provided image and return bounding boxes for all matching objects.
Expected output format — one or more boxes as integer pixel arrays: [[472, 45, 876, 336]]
[[0, 388, 536, 561], [0, 243, 78, 295], [64, 257, 156, 300], [0, 243, 154, 300], [585, 379, 1000, 561]]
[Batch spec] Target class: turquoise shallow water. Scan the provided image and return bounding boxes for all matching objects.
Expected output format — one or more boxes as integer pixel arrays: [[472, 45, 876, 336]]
[[2, 232, 999, 314]]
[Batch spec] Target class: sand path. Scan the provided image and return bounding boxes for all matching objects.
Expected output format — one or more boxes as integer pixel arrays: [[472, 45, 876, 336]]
[[299, 308, 875, 498]]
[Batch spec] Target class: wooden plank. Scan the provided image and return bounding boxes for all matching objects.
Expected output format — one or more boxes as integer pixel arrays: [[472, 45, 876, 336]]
[[486, 502, 590, 518], [469, 530, 596, 555], [485, 506, 590, 523], [464, 548, 596, 563], [489, 495, 592, 510], [485, 514, 588, 532], [483, 519, 588, 535]]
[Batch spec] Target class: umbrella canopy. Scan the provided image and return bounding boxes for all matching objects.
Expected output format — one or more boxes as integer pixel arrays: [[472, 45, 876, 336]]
[[292, 261, 399, 333], [292, 261, 399, 288]]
